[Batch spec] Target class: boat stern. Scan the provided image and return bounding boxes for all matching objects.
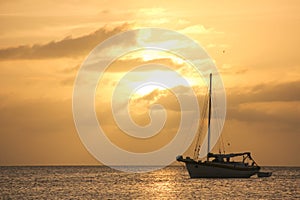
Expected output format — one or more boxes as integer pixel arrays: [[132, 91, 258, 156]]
[[176, 155, 184, 162]]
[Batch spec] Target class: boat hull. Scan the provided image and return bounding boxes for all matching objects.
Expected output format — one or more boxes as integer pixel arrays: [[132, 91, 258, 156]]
[[185, 162, 260, 178]]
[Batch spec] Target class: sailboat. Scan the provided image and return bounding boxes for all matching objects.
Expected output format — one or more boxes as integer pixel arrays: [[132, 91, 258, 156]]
[[176, 73, 270, 178]]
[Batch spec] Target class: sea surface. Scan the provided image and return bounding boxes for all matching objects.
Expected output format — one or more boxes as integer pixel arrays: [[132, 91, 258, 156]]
[[0, 166, 299, 199]]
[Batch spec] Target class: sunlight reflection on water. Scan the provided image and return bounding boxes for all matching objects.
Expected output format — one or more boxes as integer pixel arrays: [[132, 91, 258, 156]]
[[0, 166, 299, 199]]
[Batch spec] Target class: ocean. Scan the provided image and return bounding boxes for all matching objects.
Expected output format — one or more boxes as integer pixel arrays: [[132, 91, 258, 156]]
[[0, 166, 299, 199]]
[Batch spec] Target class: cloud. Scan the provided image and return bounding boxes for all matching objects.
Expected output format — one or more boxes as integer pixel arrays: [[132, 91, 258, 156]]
[[100, 57, 184, 73], [218, 64, 248, 75], [132, 80, 300, 131], [0, 78, 299, 165], [228, 101, 300, 128], [129, 85, 207, 114], [225, 80, 300, 130], [228, 80, 300, 104], [179, 25, 223, 35], [0, 23, 131, 60]]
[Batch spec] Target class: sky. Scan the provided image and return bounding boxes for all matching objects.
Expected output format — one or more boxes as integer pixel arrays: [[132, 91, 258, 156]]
[[0, 0, 299, 166]]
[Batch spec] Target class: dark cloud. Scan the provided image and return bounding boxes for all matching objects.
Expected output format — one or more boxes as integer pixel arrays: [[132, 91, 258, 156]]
[[0, 23, 131, 60], [226, 80, 300, 129], [227, 102, 300, 130], [228, 80, 300, 104]]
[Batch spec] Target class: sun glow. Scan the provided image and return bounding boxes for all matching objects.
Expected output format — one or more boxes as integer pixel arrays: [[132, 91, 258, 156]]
[[110, 50, 207, 101], [126, 68, 198, 99], [120, 49, 185, 65], [133, 84, 165, 97]]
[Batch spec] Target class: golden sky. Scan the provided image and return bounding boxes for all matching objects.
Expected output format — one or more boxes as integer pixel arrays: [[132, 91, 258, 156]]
[[0, 0, 299, 166]]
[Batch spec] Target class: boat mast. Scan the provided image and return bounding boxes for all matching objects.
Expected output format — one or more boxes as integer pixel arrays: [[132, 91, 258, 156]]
[[207, 73, 212, 161]]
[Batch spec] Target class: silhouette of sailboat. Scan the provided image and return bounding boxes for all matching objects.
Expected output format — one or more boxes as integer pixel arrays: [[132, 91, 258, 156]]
[[177, 73, 271, 178]]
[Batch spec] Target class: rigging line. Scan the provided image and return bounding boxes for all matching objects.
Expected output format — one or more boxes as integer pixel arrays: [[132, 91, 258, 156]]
[[193, 94, 207, 159], [211, 86, 230, 154], [211, 85, 224, 154], [221, 134, 226, 154], [193, 91, 209, 160]]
